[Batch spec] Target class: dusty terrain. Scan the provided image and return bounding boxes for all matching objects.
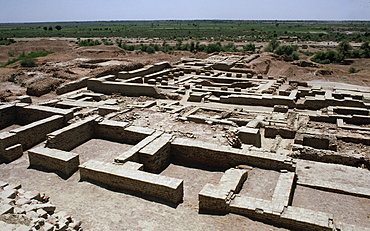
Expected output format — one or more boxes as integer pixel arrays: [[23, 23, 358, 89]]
[[1, 39, 370, 103], [1, 38, 370, 231]]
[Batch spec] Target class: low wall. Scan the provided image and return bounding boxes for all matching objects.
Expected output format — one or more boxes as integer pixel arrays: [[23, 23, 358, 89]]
[[171, 138, 295, 171], [16, 105, 73, 125], [117, 62, 171, 79], [138, 133, 172, 173], [303, 97, 366, 110], [199, 168, 249, 213], [220, 94, 296, 108], [10, 115, 64, 150], [0, 132, 22, 163], [46, 116, 97, 151], [28, 147, 80, 178], [292, 144, 368, 168], [264, 126, 296, 139], [79, 160, 183, 204], [87, 79, 162, 98], [56, 77, 90, 95], [0, 104, 16, 129], [115, 131, 163, 163], [95, 120, 154, 145]]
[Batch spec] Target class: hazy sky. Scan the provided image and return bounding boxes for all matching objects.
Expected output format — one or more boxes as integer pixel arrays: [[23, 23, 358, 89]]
[[1, 0, 369, 23]]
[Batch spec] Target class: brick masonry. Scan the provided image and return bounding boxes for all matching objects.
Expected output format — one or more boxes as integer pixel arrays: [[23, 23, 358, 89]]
[[79, 160, 183, 204]]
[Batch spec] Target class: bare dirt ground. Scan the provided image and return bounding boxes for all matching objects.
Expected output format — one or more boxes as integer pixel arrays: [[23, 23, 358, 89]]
[[1, 38, 370, 230], [1, 39, 370, 102], [71, 139, 134, 163], [111, 107, 232, 146], [238, 168, 280, 200], [292, 185, 370, 228], [0, 152, 288, 231]]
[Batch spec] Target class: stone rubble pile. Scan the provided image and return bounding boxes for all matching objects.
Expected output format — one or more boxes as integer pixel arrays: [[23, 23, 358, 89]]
[[0, 181, 82, 231]]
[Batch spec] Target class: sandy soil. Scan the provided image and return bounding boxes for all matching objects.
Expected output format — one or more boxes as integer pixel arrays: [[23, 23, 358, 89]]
[[71, 139, 134, 163], [238, 168, 280, 200], [112, 108, 232, 146], [0, 152, 288, 231], [292, 185, 370, 228], [1, 38, 370, 230]]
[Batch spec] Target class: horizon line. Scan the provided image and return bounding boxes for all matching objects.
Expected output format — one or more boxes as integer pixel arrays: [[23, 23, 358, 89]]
[[1, 18, 370, 24]]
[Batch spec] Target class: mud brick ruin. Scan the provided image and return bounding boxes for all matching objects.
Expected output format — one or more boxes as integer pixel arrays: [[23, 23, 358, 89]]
[[1, 55, 370, 230]]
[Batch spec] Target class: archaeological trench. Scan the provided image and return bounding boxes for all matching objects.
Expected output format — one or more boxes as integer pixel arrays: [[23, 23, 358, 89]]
[[1, 55, 370, 230]]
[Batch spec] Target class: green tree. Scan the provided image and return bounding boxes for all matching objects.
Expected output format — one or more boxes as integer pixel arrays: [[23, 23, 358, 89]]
[[243, 43, 256, 52], [146, 46, 155, 54], [337, 41, 352, 58], [55, 25, 62, 31], [264, 39, 280, 52], [43, 27, 47, 31], [274, 45, 298, 56], [360, 41, 370, 58]]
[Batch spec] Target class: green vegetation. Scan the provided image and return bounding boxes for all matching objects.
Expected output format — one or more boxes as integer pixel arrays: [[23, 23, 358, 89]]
[[264, 39, 280, 52], [337, 41, 352, 58], [311, 51, 342, 64], [243, 43, 256, 52], [351, 41, 370, 58], [0, 20, 369, 42], [20, 59, 37, 67], [116, 39, 254, 54], [348, 67, 360, 73], [299, 49, 314, 56], [275, 45, 298, 56], [310, 41, 370, 64], [78, 39, 101, 46], [0, 37, 16, 45], [2, 51, 54, 67], [264, 40, 299, 60]]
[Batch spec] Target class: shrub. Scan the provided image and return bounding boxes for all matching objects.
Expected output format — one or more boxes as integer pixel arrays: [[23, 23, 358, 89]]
[[264, 39, 280, 52], [2, 50, 53, 67], [0, 37, 16, 45], [290, 52, 300, 60], [20, 59, 37, 67], [337, 41, 352, 58], [7, 51, 15, 57], [348, 67, 360, 73], [206, 42, 224, 53], [275, 45, 298, 56], [298, 50, 314, 56], [243, 43, 256, 52], [311, 50, 343, 64], [146, 46, 155, 54], [78, 39, 101, 46]]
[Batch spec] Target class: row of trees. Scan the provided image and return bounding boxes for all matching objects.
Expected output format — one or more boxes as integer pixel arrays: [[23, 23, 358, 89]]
[[43, 26, 62, 31], [264, 39, 300, 60], [77, 38, 369, 64], [311, 41, 370, 64], [116, 39, 257, 54]]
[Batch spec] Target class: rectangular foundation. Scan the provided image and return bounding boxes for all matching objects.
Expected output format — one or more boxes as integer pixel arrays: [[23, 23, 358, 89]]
[[79, 160, 183, 204]]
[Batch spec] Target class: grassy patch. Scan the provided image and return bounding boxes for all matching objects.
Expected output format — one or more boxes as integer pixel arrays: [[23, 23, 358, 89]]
[[1, 51, 54, 67]]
